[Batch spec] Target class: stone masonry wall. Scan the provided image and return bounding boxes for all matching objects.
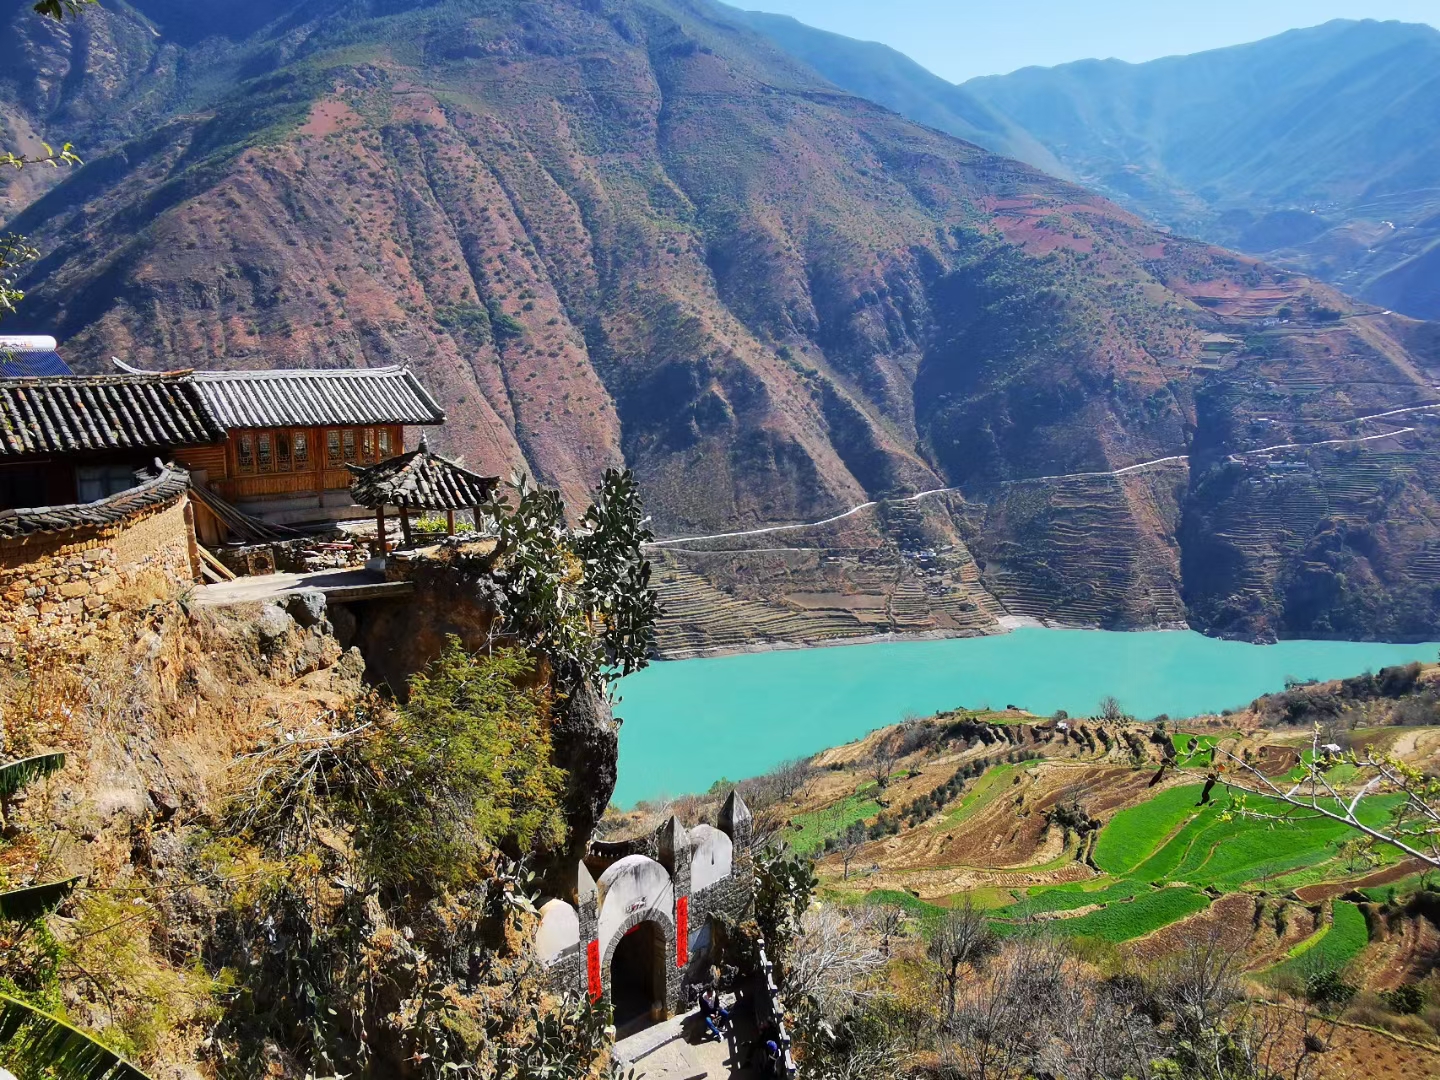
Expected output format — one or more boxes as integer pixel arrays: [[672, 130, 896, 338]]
[[0, 496, 198, 657]]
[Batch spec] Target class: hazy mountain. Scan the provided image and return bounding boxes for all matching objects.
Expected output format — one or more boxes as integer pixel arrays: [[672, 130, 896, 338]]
[[4, 0, 1440, 640], [963, 19, 1440, 318], [719, 5, 1064, 175]]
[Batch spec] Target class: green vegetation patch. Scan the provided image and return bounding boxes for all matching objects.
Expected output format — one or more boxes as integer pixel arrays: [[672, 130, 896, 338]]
[[1096, 783, 1406, 893], [1358, 873, 1432, 903], [997, 886, 1211, 943], [1164, 794, 1404, 891], [1093, 784, 1205, 875], [994, 880, 1145, 920], [937, 761, 1025, 827], [1268, 902, 1369, 980], [787, 791, 882, 856], [1171, 733, 1221, 759], [1263, 842, 1407, 894], [861, 889, 948, 929]]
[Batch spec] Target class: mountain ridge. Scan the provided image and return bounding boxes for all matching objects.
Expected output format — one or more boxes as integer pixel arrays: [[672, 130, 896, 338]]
[[961, 18, 1440, 319], [732, 13, 1440, 321], [4, 0, 1440, 642]]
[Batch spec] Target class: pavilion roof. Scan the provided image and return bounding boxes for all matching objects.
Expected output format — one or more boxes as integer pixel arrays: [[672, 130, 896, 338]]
[[347, 438, 499, 510]]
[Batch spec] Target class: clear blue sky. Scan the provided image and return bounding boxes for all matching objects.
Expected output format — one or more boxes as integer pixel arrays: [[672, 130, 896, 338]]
[[738, 1, 1440, 81]]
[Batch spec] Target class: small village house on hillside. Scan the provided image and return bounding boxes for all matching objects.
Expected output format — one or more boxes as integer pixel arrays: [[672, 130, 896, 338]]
[[0, 362, 447, 541], [0, 372, 225, 512]]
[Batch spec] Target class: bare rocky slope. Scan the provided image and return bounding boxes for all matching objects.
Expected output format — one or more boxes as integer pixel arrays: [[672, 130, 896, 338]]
[[5, 0, 1440, 642]]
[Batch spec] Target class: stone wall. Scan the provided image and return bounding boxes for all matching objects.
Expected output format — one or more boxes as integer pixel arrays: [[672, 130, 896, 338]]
[[0, 493, 198, 657]]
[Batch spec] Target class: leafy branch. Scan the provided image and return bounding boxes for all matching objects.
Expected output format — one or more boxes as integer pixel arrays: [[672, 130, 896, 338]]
[[0, 753, 155, 1079], [1, 0, 93, 322], [0, 143, 82, 171], [0, 994, 151, 1080], [31, 0, 97, 22], [0, 235, 40, 318]]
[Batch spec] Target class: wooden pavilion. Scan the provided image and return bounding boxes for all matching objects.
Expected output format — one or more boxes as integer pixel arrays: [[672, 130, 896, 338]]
[[347, 437, 500, 551]]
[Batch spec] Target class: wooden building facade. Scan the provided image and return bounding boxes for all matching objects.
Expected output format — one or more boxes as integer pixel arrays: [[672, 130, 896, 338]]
[[116, 361, 445, 531]]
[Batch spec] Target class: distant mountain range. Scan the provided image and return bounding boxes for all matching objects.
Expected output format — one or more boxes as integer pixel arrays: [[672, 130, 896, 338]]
[[736, 12, 1440, 321], [4, 0, 1440, 642]]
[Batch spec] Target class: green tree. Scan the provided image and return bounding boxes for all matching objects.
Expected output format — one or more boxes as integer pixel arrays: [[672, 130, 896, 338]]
[[483, 468, 659, 692]]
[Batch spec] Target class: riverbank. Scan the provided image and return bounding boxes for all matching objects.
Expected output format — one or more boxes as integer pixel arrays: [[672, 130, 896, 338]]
[[650, 614, 1194, 661]]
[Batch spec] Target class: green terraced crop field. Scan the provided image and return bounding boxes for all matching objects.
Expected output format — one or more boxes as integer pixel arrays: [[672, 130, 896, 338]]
[[1268, 902, 1370, 980], [1093, 784, 1204, 874], [998, 886, 1212, 943], [1171, 733, 1224, 761], [966, 779, 1403, 956], [787, 790, 883, 855], [994, 880, 1146, 919]]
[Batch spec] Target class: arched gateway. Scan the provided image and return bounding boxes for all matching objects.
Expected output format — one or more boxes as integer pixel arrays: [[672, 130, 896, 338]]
[[533, 791, 754, 1028]]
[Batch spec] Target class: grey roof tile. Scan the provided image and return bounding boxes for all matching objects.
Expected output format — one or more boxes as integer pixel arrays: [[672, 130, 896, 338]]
[[184, 364, 445, 428], [348, 440, 498, 510], [0, 375, 225, 457], [0, 462, 190, 537]]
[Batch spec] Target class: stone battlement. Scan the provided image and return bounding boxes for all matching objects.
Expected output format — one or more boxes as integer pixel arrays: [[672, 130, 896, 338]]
[[536, 791, 755, 1025]]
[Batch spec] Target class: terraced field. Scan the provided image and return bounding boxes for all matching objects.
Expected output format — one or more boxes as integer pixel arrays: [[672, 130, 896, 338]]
[[1268, 901, 1371, 981], [648, 500, 1005, 656], [797, 717, 1438, 971], [959, 468, 1189, 630]]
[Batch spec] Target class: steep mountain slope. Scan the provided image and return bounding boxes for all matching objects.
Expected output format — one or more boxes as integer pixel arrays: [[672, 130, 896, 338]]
[[962, 19, 1440, 319], [717, 5, 1063, 176], [4, 0, 1440, 641]]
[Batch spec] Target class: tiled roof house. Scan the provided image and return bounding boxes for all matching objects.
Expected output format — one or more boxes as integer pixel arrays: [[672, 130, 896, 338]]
[[0, 361, 447, 536]]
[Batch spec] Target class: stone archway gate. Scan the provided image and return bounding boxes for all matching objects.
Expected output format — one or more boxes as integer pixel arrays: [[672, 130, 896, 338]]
[[535, 791, 754, 1017]]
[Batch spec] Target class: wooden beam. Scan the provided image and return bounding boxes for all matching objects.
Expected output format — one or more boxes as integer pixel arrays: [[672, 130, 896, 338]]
[[446, 509, 455, 535], [376, 507, 387, 556], [399, 506, 412, 549], [196, 545, 237, 581]]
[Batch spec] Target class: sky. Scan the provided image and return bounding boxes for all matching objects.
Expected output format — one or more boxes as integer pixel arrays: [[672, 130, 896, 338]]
[[738, 1, 1440, 82]]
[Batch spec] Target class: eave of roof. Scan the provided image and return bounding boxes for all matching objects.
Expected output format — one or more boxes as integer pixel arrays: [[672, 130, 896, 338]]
[[348, 443, 499, 510], [0, 374, 225, 458]]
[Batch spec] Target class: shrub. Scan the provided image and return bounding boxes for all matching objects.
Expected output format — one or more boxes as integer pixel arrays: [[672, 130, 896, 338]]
[[1305, 968, 1357, 1012], [361, 641, 564, 888], [1377, 662, 1422, 698], [1381, 984, 1427, 1015]]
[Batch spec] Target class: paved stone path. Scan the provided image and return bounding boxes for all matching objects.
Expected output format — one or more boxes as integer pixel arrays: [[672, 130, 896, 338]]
[[615, 993, 764, 1080]]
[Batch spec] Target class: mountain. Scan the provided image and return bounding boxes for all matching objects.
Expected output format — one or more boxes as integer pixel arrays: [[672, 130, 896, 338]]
[[961, 19, 1440, 319], [717, 5, 1064, 175], [4, 0, 1440, 643]]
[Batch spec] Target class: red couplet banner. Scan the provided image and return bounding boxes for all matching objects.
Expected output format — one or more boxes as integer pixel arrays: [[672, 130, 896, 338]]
[[676, 896, 689, 968], [586, 939, 602, 1002]]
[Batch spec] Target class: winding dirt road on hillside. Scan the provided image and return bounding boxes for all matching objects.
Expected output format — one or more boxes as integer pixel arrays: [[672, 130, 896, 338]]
[[647, 403, 1440, 548]]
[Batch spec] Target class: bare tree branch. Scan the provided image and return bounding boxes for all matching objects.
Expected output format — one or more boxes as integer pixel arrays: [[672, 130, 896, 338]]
[[1211, 728, 1440, 868]]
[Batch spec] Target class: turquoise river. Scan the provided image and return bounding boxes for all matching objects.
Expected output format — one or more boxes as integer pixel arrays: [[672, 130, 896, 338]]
[[612, 628, 1440, 806]]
